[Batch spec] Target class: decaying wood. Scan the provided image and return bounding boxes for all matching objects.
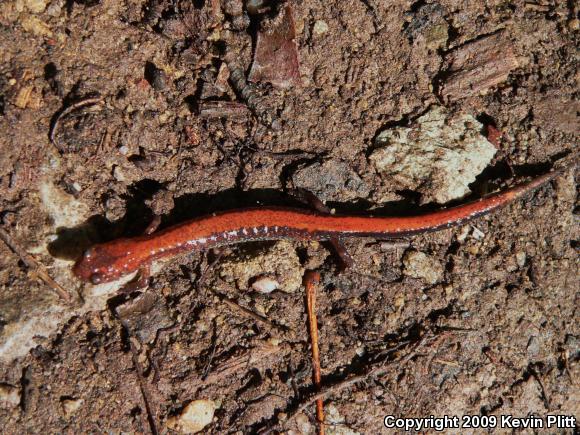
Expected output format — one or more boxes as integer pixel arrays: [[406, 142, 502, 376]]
[[173, 341, 289, 396], [198, 100, 250, 119], [440, 31, 519, 101]]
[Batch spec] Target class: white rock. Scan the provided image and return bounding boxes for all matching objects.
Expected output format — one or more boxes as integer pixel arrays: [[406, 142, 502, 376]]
[[39, 181, 89, 227], [471, 226, 485, 240], [369, 106, 497, 204], [167, 400, 217, 434], [251, 276, 280, 294]]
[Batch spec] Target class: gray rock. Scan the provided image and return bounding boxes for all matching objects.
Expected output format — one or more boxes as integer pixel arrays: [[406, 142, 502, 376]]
[[369, 106, 496, 204], [291, 160, 370, 202]]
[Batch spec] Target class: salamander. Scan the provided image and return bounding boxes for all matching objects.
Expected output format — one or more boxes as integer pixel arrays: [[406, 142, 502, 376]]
[[73, 169, 563, 285]]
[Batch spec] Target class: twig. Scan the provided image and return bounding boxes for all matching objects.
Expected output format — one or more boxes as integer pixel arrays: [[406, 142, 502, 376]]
[[96, 126, 111, 153], [202, 320, 221, 380], [0, 226, 76, 303], [117, 318, 159, 435], [193, 253, 289, 334], [198, 100, 250, 119], [304, 271, 324, 435], [176, 341, 287, 397], [204, 341, 286, 385], [561, 349, 575, 386], [209, 287, 287, 334], [288, 362, 300, 400], [529, 366, 551, 410], [49, 96, 103, 151], [273, 334, 433, 433], [195, 250, 225, 288]]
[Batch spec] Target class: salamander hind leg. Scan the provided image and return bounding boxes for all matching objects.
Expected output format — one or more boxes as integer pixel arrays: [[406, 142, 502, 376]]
[[144, 215, 162, 235], [288, 188, 355, 272], [329, 237, 354, 272]]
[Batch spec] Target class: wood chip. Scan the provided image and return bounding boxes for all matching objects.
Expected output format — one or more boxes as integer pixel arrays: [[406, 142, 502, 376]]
[[440, 31, 519, 101], [248, 5, 300, 89], [14, 85, 33, 109]]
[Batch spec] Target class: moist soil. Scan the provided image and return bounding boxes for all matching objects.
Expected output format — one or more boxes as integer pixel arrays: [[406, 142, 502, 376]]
[[0, 0, 578, 433]]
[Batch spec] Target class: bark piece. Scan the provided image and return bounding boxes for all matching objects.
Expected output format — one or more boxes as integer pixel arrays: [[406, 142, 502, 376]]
[[248, 5, 300, 89], [440, 31, 519, 101]]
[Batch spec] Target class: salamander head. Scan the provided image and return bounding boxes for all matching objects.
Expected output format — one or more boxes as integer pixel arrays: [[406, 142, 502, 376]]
[[73, 243, 136, 284]]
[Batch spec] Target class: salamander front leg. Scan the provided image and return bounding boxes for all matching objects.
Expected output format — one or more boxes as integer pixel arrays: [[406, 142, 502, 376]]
[[289, 188, 353, 271], [288, 188, 330, 214], [144, 215, 162, 235], [119, 264, 151, 294], [116, 215, 159, 293], [328, 238, 354, 271]]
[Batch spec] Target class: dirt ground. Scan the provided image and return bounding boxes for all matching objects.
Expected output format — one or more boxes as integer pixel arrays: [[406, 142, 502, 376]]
[[0, 0, 578, 433]]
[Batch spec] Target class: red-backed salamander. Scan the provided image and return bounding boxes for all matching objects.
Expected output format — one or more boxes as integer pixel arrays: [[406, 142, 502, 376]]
[[73, 169, 564, 285]]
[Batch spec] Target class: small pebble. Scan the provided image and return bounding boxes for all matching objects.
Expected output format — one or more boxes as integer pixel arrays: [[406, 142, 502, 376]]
[[471, 226, 485, 240], [14, 86, 34, 109], [515, 251, 527, 268], [151, 69, 167, 91], [61, 398, 83, 416], [112, 166, 127, 182], [246, 0, 266, 15], [166, 400, 217, 434], [295, 413, 313, 434], [467, 245, 480, 255], [456, 225, 470, 242], [46, 1, 62, 17], [251, 276, 280, 294], [313, 20, 329, 36]]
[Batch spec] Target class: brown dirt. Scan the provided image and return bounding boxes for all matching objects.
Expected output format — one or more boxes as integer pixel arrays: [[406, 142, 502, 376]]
[[0, 0, 578, 433]]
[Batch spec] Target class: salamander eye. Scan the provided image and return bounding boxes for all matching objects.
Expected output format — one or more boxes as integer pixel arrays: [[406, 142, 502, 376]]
[[90, 273, 103, 284]]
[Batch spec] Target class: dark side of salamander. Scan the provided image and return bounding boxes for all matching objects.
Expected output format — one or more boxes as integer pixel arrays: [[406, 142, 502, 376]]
[[72, 169, 563, 284]]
